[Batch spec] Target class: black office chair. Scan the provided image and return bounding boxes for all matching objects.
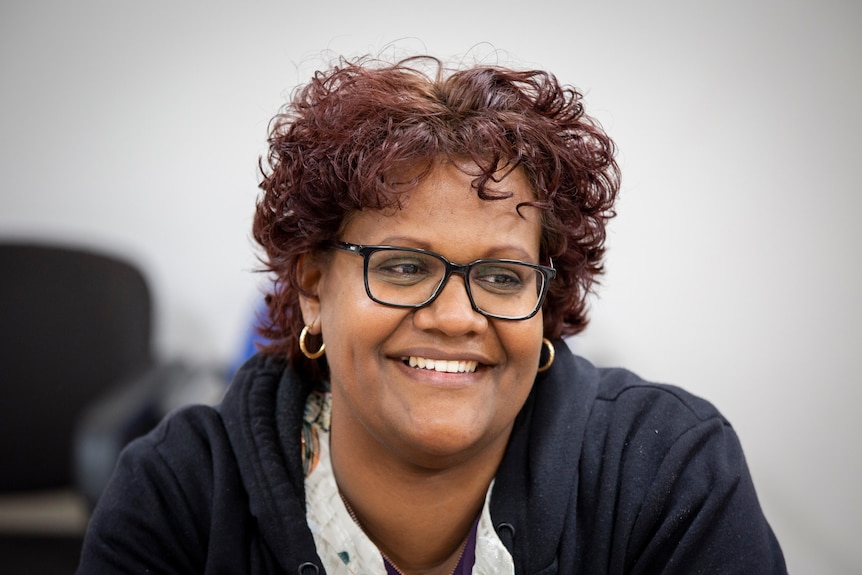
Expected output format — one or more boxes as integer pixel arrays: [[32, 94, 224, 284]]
[[0, 242, 205, 573]]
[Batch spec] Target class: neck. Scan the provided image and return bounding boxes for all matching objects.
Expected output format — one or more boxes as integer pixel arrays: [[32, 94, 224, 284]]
[[330, 405, 509, 574], [341, 493, 473, 575]]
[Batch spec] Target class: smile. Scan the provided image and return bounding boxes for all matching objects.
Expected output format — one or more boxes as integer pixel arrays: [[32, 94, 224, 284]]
[[404, 356, 479, 374]]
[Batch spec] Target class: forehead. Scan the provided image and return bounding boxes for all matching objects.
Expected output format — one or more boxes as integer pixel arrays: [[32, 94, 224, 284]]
[[342, 160, 542, 259]]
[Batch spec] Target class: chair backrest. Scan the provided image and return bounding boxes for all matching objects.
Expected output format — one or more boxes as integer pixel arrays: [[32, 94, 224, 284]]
[[0, 243, 152, 491]]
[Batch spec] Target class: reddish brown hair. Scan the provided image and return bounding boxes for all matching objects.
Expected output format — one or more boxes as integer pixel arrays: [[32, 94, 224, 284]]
[[253, 55, 620, 380]]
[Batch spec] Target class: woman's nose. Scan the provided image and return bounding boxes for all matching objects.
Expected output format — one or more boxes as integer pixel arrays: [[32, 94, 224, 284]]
[[412, 274, 488, 335]]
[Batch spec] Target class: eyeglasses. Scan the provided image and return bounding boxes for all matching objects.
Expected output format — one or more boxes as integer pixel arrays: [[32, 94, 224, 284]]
[[335, 242, 556, 320]]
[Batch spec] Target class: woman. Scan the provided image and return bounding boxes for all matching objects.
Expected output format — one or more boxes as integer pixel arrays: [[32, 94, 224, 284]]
[[78, 55, 786, 574]]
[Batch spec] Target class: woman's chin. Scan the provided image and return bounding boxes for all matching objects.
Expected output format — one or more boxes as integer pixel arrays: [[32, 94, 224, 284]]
[[380, 416, 507, 471]]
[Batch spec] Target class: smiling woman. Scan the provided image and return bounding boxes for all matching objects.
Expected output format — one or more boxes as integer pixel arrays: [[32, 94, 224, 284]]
[[76, 54, 787, 574], [304, 161, 545, 484]]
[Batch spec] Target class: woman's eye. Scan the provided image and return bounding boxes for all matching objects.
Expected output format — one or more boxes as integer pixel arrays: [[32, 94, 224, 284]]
[[474, 266, 525, 292], [371, 256, 433, 284], [384, 262, 422, 275]]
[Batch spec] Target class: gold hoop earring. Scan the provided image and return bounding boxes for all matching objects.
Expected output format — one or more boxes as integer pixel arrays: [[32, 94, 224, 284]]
[[537, 338, 555, 373], [299, 324, 325, 359]]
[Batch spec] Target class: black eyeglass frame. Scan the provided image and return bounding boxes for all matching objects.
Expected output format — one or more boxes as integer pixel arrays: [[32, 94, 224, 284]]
[[335, 241, 557, 321]]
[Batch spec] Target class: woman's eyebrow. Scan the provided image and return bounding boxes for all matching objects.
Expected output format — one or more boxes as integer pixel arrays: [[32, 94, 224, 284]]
[[372, 237, 535, 261]]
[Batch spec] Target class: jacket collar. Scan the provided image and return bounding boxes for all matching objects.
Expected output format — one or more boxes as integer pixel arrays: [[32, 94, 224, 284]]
[[490, 342, 600, 572], [219, 354, 325, 572]]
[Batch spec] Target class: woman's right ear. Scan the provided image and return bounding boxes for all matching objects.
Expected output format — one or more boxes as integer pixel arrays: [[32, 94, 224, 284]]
[[296, 253, 324, 328]]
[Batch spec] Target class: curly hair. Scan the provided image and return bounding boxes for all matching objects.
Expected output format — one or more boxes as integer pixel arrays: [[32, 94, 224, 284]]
[[253, 54, 620, 380]]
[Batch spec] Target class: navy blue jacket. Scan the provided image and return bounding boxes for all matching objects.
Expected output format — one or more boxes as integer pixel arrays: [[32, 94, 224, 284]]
[[78, 343, 786, 573]]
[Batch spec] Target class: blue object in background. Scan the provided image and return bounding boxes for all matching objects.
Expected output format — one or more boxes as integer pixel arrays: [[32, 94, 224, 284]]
[[228, 297, 271, 381]]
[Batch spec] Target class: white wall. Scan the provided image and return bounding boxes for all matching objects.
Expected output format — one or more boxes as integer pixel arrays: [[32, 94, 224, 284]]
[[2, 0, 859, 571]]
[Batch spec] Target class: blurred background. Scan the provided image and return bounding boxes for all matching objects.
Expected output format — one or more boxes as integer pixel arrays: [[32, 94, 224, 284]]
[[1, 0, 859, 572]]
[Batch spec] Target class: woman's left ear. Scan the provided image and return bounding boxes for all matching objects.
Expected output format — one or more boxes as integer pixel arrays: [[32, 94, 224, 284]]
[[296, 253, 324, 330]]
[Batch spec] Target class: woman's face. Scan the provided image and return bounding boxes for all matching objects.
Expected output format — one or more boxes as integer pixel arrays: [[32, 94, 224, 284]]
[[299, 160, 544, 468]]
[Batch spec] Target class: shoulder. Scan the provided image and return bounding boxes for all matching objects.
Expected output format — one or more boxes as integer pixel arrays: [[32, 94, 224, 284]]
[[561, 356, 737, 477], [534, 345, 744, 501], [79, 403, 240, 572], [125, 349, 293, 466], [498, 345, 787, 572], [578, 364, 786, 572], [127, 403, 232, 477], [535, 344, 727, 442], [591, 364, 728, 434], [569, 357, 752, 518], [104, 402, 238, 534], [79, 354, 310, 573]]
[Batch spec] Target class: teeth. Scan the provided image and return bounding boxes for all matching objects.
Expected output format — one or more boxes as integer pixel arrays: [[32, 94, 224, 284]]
[[406, 356, 478, 373]]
